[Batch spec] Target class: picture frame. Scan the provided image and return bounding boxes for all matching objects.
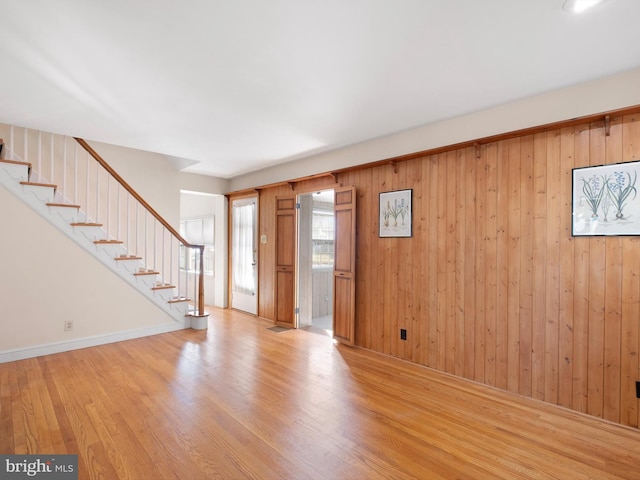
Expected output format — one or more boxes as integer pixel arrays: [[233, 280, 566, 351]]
[[379, 189, 412, 237], [572, 160, 640, 236]]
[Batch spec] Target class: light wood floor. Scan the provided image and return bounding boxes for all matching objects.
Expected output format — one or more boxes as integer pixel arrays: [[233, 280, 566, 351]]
[[2, 308, 640, 479]]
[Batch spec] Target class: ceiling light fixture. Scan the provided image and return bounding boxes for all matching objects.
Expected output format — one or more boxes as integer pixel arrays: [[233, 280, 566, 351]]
[[563, 0, 608, 14]]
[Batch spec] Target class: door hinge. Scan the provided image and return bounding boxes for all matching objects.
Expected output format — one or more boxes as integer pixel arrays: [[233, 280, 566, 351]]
[[296, 202, 301, 209], [295, 307, 300, 314]]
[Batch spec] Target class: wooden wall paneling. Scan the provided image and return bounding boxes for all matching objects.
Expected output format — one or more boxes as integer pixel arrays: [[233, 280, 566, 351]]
[[366, 168, 377, 352], [621, 235, 640, 427], [621, 114, 640, 427], [455, 150, 466, 377], [587, 121, 606, 419], [367, 167, 377, 351], [545, 130, 561, 404], [436, 154, 448, 371], [445, 151, 457, 375], [495, 141, 509, 390], [426, 156, 439, 368], [389, 164, 399, 357], [531, 132, 548, 401], [474, 145, 487, 383], [356, 168, 372, 349], [396, 160, 409, 360], [603, 116, 624, 423], [572, 124, 591, 413], [409, 158, 423, 364], [484, 143, 499, 386], [383, 164, 396, 356], [375, 166, 386, 353], [518, 135, 534, 398], [507, 138, 522, 394], [239, 108, 640, 428], [558, 127, 576, 409], [463, 147, 477, 380]]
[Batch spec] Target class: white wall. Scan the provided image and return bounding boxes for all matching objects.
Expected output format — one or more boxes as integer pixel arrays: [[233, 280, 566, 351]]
[[229, 67, 640, 191], [180, 172, 230, 195], [88, 140, 182, 225], [0, 186, 178, 360]]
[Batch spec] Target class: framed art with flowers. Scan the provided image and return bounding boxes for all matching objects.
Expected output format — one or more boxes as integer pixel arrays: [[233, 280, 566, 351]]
[[379, 189, 412, 237], [572, 160, 640, 236]]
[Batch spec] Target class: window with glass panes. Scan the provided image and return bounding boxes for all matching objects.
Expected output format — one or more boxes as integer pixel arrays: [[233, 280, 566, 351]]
[[312, 209, 334, 267]]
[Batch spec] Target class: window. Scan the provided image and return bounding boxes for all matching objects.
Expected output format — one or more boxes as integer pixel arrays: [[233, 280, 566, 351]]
[[179, 217, 214, 275], [312, 209, 334, 267]]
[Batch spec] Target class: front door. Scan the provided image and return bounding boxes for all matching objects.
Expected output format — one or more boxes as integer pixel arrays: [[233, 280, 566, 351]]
[[231, 196, 258, 314]]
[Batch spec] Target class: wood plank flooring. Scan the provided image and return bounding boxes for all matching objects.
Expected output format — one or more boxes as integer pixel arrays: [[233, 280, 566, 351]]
[[2, 308, 640, 479]]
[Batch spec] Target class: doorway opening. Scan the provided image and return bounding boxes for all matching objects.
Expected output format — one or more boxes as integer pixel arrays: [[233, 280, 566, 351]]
[[297, 189, 335, 333]]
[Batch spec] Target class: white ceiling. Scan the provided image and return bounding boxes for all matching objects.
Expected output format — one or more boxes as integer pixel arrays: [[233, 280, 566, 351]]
[[1, 0, 639, 179]]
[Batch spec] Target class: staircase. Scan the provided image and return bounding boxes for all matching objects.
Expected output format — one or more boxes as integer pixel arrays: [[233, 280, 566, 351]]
[[0, 128, 208, 330]]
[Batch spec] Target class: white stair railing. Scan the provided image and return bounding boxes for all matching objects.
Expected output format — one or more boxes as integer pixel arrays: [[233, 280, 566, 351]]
[[4, 125, 206, 317]]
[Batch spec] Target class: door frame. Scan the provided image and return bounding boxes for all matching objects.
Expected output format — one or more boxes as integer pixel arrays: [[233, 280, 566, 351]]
[[295, 189, 336, 331]]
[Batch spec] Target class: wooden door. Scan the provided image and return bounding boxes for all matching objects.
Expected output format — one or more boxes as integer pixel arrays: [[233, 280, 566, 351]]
[[333, 186, 356, 345], [275, 196, 296, 328]]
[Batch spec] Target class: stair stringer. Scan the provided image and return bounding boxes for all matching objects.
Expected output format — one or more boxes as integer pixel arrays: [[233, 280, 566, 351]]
[[0, 161, 193, 326]]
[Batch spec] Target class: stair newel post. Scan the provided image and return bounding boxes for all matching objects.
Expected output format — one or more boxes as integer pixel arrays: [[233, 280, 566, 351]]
[[193, 250, 197, 313], [185, 245, 190, 302], [198, 245, 205, 315]]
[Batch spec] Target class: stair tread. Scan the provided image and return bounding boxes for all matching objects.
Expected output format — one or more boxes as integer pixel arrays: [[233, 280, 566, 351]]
[[94, 240, 123, 244], [20, 181, 57, 188], [152, 284, 175, 290], [46, 203, 81, 209], [168, 297, 191, 303], [0, 158, 31, 167], [133, 271, 160, 276], [114, 256, 142, 261], [71, 222, 103, 227]]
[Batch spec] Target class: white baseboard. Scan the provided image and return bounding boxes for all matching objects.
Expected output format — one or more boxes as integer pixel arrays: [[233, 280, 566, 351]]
[[0, 322, 188, 364]]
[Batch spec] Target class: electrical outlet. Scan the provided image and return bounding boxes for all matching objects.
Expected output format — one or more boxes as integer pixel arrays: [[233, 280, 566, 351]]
[[400, 328, 407, 341], [64, 320, 73, 332]]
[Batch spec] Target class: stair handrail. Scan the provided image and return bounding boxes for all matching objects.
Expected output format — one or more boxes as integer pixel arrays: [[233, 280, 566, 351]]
[[74, 137, 206, 316]]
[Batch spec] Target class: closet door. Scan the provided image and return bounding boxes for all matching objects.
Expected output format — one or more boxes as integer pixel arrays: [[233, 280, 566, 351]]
[[275, 195, 296, 327], [333, 186, 356, 345]]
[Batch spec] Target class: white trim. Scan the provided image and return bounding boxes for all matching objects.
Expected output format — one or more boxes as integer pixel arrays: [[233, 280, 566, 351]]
[[0, 321, 188, 364]]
